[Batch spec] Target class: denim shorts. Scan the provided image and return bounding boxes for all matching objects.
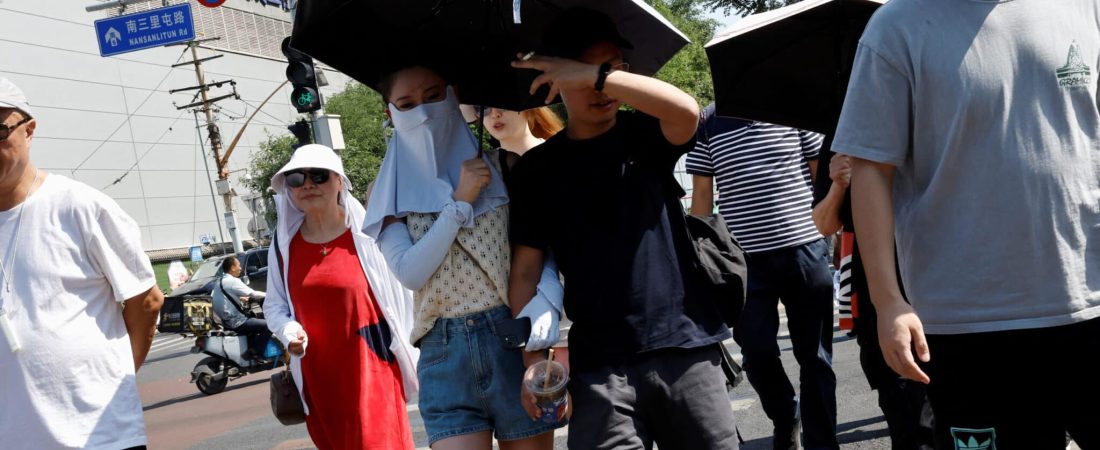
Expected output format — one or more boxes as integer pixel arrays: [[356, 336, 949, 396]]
[[417, 306, 563, 445]]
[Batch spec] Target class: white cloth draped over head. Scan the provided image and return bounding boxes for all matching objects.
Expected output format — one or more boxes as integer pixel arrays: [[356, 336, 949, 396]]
[[270, 143, 358, 230], [362, 86, 508, 239]]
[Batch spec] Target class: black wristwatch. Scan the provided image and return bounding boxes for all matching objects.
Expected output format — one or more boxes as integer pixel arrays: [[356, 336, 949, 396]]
[[595, 62, 612, 92]]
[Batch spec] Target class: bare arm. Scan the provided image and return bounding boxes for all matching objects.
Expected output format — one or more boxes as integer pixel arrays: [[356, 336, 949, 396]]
[[812, 184, 847, 236], [690, 175, 714, 217], [814, 153, 853, 237], [509, 244, 553, 420], [509, 245, 545, 329], [807, 159, 819, 185], [849, 157, 930, 383], [122, 286, 163, 371], [512, 56, 699, 145], [600, 71, 699, 145]]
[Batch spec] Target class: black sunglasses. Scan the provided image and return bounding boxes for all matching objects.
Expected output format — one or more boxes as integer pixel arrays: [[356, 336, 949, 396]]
[[0, 117, 31, 142], [285, 169, 331, 188]]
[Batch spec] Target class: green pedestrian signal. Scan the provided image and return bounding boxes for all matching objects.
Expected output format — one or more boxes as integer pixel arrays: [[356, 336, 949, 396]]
[[296, 91, 315, 106], [282, 37, 322, 113], [290, 86, 321, 113]]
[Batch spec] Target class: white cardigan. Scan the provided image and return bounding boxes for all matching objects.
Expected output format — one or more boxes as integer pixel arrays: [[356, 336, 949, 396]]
[[264, 195, 419, 414]]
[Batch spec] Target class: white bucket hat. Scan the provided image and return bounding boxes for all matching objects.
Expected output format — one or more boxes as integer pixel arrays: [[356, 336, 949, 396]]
[[270, 143, 351, 197], [0, 78, 34, 118]]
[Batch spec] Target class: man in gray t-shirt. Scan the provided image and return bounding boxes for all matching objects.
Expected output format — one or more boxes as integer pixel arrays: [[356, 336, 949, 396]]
[[833, 0, 1099, 447]]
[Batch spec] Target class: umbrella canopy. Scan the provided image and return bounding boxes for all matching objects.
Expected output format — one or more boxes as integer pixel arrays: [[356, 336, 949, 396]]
[[290, 0, 689, 110], [705, 0, 885, 135]]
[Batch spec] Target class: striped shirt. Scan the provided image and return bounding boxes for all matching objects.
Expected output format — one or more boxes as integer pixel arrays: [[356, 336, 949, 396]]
[[686, 109, 824, 253]]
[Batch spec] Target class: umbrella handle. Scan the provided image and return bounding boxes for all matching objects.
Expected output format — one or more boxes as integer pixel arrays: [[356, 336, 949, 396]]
[[477, 104, 486, 158]]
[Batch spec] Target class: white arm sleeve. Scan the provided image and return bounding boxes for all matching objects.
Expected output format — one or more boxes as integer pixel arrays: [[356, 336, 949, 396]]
[[378, 202, 472, 290], [533, 254, 564, 314], [263, 242, 307, 355]]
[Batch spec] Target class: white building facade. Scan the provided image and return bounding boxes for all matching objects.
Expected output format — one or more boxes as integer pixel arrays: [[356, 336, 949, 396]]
[[0, 0, 353, 252]]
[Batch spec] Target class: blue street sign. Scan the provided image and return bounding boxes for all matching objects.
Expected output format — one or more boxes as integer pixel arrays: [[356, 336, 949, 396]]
[[94, 3, 195, 57], [189, 246, 204, 262]]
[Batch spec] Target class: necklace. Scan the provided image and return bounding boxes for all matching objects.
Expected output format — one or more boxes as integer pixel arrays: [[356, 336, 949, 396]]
[[318, 234, 341, 256], [0, 170, 41, 309]]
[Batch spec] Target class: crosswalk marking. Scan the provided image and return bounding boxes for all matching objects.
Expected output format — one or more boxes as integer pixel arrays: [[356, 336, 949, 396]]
[[148, 334, 194, 357]]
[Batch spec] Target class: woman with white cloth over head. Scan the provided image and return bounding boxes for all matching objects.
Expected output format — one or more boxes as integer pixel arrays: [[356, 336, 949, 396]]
[[363, 64, 565, 450], [264, 144, 418, 450]]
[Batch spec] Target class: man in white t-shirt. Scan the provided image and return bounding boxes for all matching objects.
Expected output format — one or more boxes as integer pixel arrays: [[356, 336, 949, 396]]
[[0, 77, 164, 450]]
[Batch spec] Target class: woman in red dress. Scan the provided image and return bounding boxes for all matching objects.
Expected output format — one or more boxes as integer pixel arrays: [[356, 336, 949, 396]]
[[264, 144, 419, 450]]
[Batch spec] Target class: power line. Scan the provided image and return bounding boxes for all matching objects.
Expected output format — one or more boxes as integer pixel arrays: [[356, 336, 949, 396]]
[[35, 136, 263, 148], [71, 48, 188, 174], [40, 167, 247, 172], [0, 38, 296, 86], [237, 96, 295, 126], [27, 104, 285, 127], [102, 110, 188, 190]]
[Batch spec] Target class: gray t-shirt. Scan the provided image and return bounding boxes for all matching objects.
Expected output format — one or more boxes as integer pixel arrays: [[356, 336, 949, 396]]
[[833, 0, 1100, 334]]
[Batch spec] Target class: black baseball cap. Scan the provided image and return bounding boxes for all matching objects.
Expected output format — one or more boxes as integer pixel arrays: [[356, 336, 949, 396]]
[[541, 7, 633, 60]]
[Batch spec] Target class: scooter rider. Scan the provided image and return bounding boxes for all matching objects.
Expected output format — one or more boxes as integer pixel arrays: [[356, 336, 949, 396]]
[[211, 256, 271, 360]]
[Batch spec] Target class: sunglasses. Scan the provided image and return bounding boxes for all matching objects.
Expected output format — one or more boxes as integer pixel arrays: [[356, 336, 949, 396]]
[[285, 169, 331, 188], [0, 117, 31, 142]]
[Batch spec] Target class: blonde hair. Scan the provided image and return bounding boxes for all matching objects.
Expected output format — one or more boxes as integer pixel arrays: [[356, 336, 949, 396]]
[[521, 107, 564, 140]]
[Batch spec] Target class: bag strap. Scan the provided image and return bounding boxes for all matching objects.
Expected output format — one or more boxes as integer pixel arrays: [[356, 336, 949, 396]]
[[273, 230, 286, 282], [273, 230, 292, 376], [220, 277, 252, 317]]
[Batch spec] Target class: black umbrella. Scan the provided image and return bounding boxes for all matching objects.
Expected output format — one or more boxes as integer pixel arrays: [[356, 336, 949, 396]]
[[704, 0, 885, 135], [289, 0, 689, 110]]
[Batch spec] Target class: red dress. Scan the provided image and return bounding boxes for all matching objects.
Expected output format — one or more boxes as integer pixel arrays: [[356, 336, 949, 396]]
[[289, 229, 413, 450]]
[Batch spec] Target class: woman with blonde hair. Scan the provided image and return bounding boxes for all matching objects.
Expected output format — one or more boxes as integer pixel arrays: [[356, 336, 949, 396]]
[[465, 105, 564, 188]]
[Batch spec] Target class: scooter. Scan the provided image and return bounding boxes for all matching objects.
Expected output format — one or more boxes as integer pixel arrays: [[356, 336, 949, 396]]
[[190, 330, 284, 395]]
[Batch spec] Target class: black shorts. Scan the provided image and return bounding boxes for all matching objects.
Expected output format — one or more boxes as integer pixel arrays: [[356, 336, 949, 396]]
[[923, 317, 1100, 450]]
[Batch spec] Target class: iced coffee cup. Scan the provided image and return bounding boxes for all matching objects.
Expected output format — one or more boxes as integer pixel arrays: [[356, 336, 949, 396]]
[[523, 359, 568, 423]]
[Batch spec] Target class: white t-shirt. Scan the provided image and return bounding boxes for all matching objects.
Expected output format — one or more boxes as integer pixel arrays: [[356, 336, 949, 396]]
[[0, 174, 155, 450], [212, 274, 259, 329]]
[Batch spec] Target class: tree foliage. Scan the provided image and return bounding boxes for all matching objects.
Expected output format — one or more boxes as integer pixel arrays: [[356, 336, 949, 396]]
[[647, 0, 720, 107], [698, 0, 803, 17], [245, 82, 387, 209]]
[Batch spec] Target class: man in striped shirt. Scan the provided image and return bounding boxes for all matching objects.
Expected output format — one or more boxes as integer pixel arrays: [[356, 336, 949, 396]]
[[688, 104, 838, 450]]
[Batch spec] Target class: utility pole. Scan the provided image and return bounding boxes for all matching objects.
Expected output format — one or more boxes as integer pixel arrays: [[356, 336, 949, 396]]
[[170, 38, 245, 254]]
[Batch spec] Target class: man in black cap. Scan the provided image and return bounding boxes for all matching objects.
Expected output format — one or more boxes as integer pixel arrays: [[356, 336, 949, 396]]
[[508, 8, 739, 450]]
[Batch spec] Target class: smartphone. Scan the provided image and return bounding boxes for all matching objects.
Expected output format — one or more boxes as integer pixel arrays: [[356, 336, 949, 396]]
[[496, 317, 532, 349]]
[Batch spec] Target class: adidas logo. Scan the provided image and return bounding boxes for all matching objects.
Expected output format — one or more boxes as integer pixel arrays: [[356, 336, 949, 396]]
[[1057, 41, 1092, 88], [956, 436, 993, 450], [951, 427, 996, 450]]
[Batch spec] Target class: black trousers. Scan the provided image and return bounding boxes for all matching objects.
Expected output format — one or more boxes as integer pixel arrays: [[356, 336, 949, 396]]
[[735, 239, 838, 450], [923, 318, 1100, 450], [231, 317, 272, 357]]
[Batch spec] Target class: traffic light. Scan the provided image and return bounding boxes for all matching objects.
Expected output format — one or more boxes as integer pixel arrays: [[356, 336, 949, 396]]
[[287, 120, 311, 149], [281, 37, 321, 113]]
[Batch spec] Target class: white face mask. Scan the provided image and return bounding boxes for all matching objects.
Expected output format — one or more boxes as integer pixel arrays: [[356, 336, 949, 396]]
[[363, 86, 509, 239], [388, 86, 476, 184]]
